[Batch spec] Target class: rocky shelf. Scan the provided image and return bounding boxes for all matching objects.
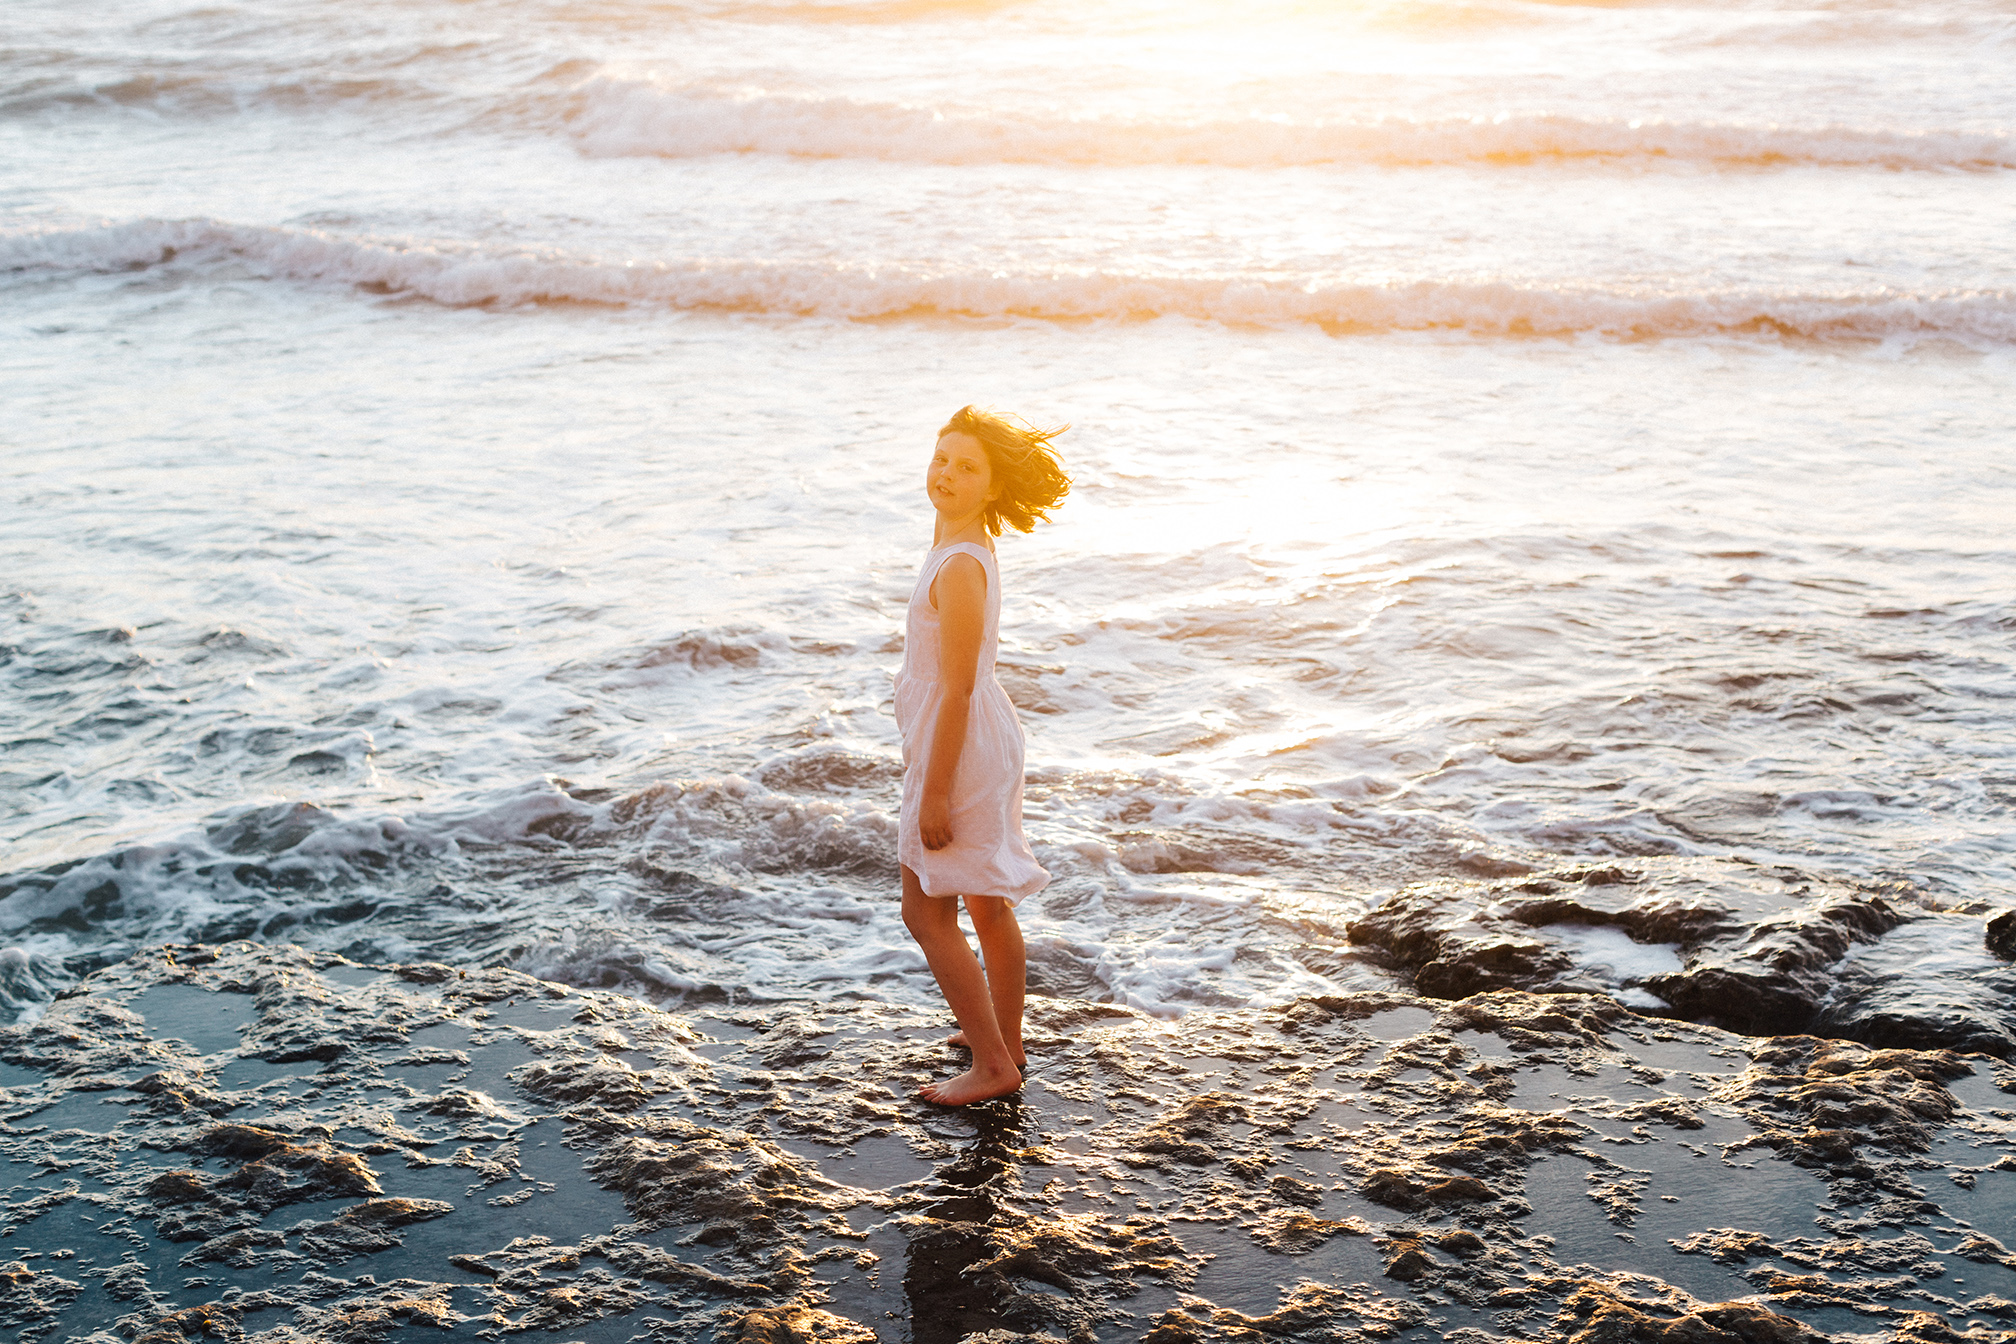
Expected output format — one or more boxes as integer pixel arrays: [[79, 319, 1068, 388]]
[[1344, 858, 2016, 1059], [1, 943, 2013, 1342]]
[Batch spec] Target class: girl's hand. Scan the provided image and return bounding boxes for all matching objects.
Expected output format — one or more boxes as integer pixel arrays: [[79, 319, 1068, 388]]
[[919, 796, 953, 850]]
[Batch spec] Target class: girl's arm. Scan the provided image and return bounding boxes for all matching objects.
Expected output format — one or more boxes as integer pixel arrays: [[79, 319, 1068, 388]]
[[918, 553, 987, 850]]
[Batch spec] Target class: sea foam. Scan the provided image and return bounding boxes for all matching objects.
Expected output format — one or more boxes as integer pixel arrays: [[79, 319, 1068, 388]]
[[7, 217, 2016, 342], [569, 79, 2016, 172]]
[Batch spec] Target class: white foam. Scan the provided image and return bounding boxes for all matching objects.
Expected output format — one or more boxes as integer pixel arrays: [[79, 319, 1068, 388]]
[[1544, 923, 1685, 986], [1090, 928, 1238, 1018], [0, 943, 70, 1024], [509, 927, 722, 998], [570, 80, 2016, 173], [7, 218, 2014, 342]]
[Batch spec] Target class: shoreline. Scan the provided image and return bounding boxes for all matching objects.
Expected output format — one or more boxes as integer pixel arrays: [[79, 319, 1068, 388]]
[[0, 943, 2011, 1342]]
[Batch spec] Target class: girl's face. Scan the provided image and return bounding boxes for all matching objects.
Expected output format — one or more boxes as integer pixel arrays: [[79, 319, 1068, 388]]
[[927, 431, 997, 521]]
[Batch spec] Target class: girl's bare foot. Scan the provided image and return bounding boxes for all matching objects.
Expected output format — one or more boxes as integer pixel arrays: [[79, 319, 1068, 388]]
[[919, 1060, 1023, 1106], [945, 1030, 1026, 1068]]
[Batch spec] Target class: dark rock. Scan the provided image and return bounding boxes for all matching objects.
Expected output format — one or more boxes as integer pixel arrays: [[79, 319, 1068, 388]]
[[202, 1125, 382, 1211], [1809, 912, 2016, 1058], [516, 1058, 652, 1112], [587, 1239, 768, 1296], [1268, 1174, 1324, 1207], [195, 1122, 307, 1159], [1673, 1229, 1779, 1265], [2, 942, 2012, 1344], [1439, 1229, 1486, 1257], [731, 1304, 878, 1343], [0, 1262, 82, 1328], [583, 1117, 843, 1230], [1988, 909, 2016, 961], [154, 1207, 254, 1243], [1142, 1313, 1208, 1344], [1344, 858, 2016, 1054], [1952, 1231, 2016, 1267], [1553, 1285, 1825, 1344], [1247, 1210, 1366, 1254], [1361, 1167, 1434, 1211], [1422, 1105, 1587, 1172], [695, 1220, 740, 1245], [975, 1213, 1192, 1291], [1425, 1175, 1496, 1204], [128, 1070, 232, 1117], [419, 1087, 522, 1121], [292, 1199, 455, 1263], [132, 1303, 241, 1344], [143, 1170, 212, 1204], [1123, 1092, 1245, 1167], [1382, 1241, 1438, 1281], [182, 1227, 288, 1268]]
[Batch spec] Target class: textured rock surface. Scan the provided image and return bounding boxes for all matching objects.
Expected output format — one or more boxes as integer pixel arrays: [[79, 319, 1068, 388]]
[[1988, 911, 2016, 963], [0, 943, 2012, 1342], [1346, 858, 2016, 1056]]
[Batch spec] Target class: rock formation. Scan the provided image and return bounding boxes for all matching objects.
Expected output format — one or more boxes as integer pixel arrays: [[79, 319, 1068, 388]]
[[1, 943, 2012, 1341]]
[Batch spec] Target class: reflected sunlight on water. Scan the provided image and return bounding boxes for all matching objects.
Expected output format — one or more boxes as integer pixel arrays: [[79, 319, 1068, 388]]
[[1, 0, 2012, 1023]]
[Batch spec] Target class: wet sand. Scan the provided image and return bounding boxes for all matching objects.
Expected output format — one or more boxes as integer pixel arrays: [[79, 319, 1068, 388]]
[[1, 943, 2012, 1342]]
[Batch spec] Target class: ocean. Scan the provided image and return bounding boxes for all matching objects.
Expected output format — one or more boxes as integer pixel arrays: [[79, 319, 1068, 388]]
[[4, 0, 2014, 1030]]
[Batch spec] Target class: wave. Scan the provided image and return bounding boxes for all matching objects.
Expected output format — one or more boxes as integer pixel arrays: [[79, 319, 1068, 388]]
[[0, 766, 1329, 1020], [9, 59, 2008, 176], [0, 71, 437, 119], [7, 217, 2015, 342], [568, 80, 2016, 172]]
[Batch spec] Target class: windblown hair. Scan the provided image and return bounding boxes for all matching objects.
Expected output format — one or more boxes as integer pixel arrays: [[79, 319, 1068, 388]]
[[940, 405, 1071, 537]]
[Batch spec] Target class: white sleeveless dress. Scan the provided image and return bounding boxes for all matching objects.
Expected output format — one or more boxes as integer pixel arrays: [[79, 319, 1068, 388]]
[[894, 542, 1050, 905]]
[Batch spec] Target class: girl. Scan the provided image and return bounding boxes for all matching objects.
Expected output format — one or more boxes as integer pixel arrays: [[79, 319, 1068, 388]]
[[896, 405, 1069, 1106]]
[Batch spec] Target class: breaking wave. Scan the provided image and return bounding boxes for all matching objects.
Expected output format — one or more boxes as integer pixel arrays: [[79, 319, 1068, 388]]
[[0, 765, 1384, 1022], [8, 217, 2015, 342], [569, 80, 2016, 172], [11, 61, 2008, 176]]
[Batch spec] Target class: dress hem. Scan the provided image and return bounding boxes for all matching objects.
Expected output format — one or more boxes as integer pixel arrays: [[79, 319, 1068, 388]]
[[898, 857, 1050, 906]]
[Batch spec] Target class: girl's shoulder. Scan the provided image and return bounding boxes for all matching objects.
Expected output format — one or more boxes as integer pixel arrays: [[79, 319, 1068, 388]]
[[935, 547, 991, 582], [926, 545, 992, 609]]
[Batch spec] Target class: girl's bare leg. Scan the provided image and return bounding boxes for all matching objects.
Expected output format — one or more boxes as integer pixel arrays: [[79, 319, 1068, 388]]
[[947, 895, 1026, 1067], [900, 866, 1022, 1105]]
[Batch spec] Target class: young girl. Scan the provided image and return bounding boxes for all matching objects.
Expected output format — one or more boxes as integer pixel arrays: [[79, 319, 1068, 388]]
[[897, 405, 1069, 1106]]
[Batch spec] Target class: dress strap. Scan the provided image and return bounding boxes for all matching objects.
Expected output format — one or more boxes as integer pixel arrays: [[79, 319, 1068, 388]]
[[931, 542, 995, 568], [924, 543, 994, 605]]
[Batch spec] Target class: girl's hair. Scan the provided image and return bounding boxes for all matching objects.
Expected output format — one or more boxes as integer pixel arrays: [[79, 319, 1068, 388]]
[[940, 405, 1071, 537]]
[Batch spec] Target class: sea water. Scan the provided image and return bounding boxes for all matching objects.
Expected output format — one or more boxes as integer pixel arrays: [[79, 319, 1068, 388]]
[[3, 0, 2013, 1023]]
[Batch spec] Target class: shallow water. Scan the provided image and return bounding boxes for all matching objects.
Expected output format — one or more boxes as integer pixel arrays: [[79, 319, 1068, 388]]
[[3, 0, 2013, 1025]]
